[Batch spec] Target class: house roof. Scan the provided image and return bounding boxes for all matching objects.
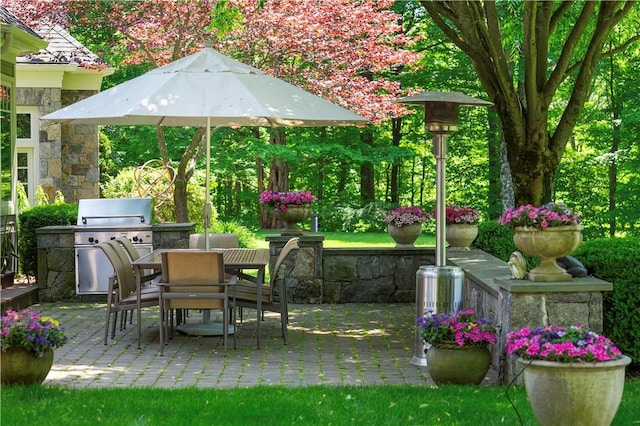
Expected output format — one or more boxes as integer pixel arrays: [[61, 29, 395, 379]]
[[16, 23, 108, 70], [0, 6, 42, 39]]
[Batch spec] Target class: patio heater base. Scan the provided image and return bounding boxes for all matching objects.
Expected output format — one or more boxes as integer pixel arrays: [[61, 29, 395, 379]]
[[411, 265, 464, 366]]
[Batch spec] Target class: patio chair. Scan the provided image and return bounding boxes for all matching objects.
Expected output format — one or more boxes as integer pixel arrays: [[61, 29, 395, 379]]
[[189, 233, 239, 249], [97, 242, 159, 345], [105, 239, 159, 329], [234, 237, 299, 345], [158, 251, 237, 355], [114, 237, 161, 285]]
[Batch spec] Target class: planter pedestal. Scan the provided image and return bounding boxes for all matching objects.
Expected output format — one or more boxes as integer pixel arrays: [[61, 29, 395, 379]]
[[275, 204, 311, 236], [513, 225, 583, 281]]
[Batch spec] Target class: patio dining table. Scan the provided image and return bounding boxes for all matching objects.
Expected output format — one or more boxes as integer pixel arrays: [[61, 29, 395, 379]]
[[131, 248, 269, 349]]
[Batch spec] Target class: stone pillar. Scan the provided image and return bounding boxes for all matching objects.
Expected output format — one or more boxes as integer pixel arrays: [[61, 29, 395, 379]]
[[494, 277, 612, 385], [266, 234, 325, 303], [60, 90, 100, 202]]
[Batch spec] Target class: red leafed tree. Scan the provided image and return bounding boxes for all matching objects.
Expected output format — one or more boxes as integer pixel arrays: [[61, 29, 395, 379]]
[[224, 0, 420, 124], [8, 0, 420, 221], [222, 0, 420, 217]]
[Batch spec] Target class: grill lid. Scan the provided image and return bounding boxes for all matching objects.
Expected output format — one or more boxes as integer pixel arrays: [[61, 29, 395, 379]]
[[77, 198, 153, 226]]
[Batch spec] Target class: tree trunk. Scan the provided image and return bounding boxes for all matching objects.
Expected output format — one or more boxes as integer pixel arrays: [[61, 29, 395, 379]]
[[421, 0, 635, 207], [360, 129, 375, 203], [157, 126, 206, 223], [487, 109, 502, 218], [390, 117, 402, 203], [267, 129, 288, 229]]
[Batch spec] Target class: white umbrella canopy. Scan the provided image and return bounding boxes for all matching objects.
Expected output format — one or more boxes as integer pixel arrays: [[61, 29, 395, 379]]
[[42, 47, 368, 127], [43, 47, 368, 247]]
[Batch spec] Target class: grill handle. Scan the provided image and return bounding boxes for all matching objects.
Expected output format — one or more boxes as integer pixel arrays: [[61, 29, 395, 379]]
[[82, 214, 146, 224]]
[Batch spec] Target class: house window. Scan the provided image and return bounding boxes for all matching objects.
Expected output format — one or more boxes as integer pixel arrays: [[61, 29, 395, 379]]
[[17, 112, 31, 138], [16, 107, 39, 207], [0, 84, 13, 207]]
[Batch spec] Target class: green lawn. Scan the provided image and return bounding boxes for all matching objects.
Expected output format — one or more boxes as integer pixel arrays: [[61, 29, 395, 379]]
[[2, 382, 639, 425], [254, 230, 436, 248]]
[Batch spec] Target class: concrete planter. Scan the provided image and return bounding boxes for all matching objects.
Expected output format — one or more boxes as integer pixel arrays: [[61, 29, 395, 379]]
[[426, 342, 491, 385], [518, 355, 631, 426], [1, 347, 54, 386], [388, 223, 422, 247], [513, 225, 583, 281], [445, 223, 478, 250]]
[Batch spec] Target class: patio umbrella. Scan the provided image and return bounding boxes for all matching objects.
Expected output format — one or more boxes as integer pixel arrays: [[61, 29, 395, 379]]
[[43, 47, 368, 247]]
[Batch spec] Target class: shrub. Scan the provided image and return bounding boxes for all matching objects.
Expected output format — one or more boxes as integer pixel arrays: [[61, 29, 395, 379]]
[[209, 220, 257, 248], [473, 220, 517, 262], [18, 203, 78, 277], [573, 237, 640, 365]]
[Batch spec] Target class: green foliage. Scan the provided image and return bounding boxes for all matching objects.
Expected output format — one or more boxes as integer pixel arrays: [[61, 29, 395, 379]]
[[473, 220, 517, 262], [18, 203, 78, 277], [101, 167, 206, 226], [209, 220, 257, 248], [318, 201, 394, 232], [573, 237, 640, 364]]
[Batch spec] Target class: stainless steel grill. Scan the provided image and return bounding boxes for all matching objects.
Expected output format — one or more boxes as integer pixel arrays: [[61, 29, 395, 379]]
[[74, 198, 153, 294]]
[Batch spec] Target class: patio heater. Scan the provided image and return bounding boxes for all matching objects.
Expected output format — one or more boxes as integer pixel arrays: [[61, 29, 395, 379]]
[[397, 92, 493, 366]]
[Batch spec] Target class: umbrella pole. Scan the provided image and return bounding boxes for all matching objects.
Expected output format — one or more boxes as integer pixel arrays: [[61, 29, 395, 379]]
[[204, 118, 212, 250]]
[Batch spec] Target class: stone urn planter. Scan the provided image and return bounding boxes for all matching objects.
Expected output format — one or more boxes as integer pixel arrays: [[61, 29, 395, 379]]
[[1, 347, 55, 386], [275, 204, 311, 236], [0, 307, 68, 386], [513, 224, 583, 281], [445, 224, 478, 250], [388, 223, 422, 247], [517, 355, 631, 426], [426, 342, 491, 385]]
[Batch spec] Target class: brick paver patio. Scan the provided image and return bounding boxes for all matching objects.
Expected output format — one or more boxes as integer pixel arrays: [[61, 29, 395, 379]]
[[38, 302, 498, 388]]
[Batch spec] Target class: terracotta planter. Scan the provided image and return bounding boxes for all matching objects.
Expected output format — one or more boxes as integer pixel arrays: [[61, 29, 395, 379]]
[[445, 224, 478, 250], [275, 204, 311, 235], [1, 347, 54, 386], [518, 355, 631, 426], [513, 225, 583, 281], [426, 342, 491, 385], [388, 223, 422, 247]]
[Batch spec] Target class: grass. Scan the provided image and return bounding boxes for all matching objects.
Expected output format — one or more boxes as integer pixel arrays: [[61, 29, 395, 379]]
[[2, 382, 639, 425], [253, 230, 436, 248]]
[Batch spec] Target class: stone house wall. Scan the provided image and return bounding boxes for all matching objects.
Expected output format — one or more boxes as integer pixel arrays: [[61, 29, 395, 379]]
[[18, 87, 99, 202]]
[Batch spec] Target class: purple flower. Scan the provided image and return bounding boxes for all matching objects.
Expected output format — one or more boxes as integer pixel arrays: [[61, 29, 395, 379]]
[[417, 309, 497, 347], [0, 308, 68, 356], [505, 324, 622, 363], [499, 202, 581, 230], [259, 190, 317, 212], [384, 206, 431, 227]]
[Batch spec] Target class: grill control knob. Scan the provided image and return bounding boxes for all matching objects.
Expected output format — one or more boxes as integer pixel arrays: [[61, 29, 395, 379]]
[[111, 236, 116, 240], [88, 237, 94, 243], [133, 236, 139, 242]]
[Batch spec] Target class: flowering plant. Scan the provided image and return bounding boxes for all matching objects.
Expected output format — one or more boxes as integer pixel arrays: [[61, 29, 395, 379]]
[[505, 325, 622, 363], [498, 201, 581, 229], [436, 204, 481, 224], [384, 206, 430, 227], [417, 309, 498, 347], [1, 308, 68, 356], [259, 190, 316, 213]]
